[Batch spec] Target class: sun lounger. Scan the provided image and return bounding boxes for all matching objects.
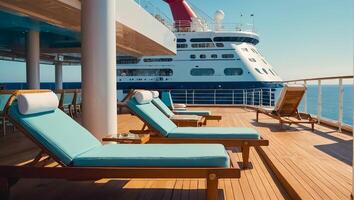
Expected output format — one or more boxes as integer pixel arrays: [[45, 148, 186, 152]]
[[160, 91, 222, 122], [150, 91, 204, 126], [0, 90, 14, 135], [117, 89, 136, 114], [256, 84, 317, 131], [56, 89, 76, 117], [0, 90, 239, 200], [128, 91, 269, 168]]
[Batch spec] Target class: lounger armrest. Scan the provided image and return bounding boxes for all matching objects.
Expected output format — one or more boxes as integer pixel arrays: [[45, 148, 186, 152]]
[[129, 130, 157, 135]]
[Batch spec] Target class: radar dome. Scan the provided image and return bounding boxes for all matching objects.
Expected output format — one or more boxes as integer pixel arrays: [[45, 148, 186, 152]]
[[214, 10, 225, 21]]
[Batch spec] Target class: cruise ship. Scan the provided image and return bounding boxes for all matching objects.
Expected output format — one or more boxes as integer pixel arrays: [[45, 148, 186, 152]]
[[117, 0, 282, 92]]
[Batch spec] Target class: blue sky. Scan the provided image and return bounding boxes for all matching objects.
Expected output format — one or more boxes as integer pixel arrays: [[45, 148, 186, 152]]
[[0, 0, 352, 82]]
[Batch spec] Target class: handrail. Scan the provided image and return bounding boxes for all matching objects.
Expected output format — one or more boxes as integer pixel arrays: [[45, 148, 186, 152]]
[[284, 75, 353, 83]]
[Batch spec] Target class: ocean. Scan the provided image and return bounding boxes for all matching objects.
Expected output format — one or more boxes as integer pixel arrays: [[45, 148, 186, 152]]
[[1, 83, 353, 125]]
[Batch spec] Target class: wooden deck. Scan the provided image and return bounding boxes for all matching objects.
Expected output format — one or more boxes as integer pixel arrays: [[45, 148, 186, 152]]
[[0, 106, 352, 199]]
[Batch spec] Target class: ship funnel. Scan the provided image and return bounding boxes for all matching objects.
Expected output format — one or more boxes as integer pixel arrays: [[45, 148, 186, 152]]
[[214, 10, 225, 31], [163, 0, 197, 22]]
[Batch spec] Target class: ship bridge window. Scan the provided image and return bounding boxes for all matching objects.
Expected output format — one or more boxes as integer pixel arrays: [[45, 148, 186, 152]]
[[190, 54, 196, 59], [255, 68, 262, 74], [191, 43, 215, 48], [200, 54, 207, 59], [222, 54, 235, 59], [177, 43, 188, 48], [262, 68, 268, 74], [216, 43, 224, 47], [177, 38, 186, 43], [248, 58, 257, 62], [143, 58, 173, 62], [190, 38, 213, 42], [251, 48, 259, 54], [269, 69, 276, 76], [261, 59, 267, 65], [117, 69, 173, 76], [190, 68, 215, 76], [213, 37, 259, 45], [224, 68, 243, 76], [117, 56, 140, 64], [211, 54, 218, 58]]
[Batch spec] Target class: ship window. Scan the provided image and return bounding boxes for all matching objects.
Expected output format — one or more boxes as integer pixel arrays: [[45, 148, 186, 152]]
[[177, 38, 186, 43], [262, 68, 268, 74], [190, 54, 196, 59], [261, 59, 267, 65], [117, 56, 140, 64], [241, 48, 248, 52], [255, 68, 262, 74], [190, 68, 215, 76], [190, 38, 213, 42], [191, 43, 215, 48], [117, 69, 173, 76], [213, 37, 259, 45], [224, 68, 243, 76], [216, 43, 224, 47], [200, 54, 207, 59], [269, 69, 276, 76], [248, 58, 257, 62], [222, 54, 235, 59], [177, 43, 188, 48], [143, 58, 173, 62], [211, 54, 218, 58], [251, 48, 258, 54]]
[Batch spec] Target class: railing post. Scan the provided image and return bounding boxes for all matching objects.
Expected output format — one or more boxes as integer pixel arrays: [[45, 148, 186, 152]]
[[259, 90, 261, 106], [303, 80, 307, 113], [192, 90, 195, 104], [185, 90, 187, 104], [338, 78, 343, 132], [252, 89, 255, 106], [317, 80, 322, 124], [214, 89, 216, 104], [269, 88, 272, 107], [232, 90, 235, 105]]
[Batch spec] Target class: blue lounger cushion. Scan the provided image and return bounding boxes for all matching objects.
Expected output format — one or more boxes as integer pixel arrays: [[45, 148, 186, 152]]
[[0, 94, 11, 112], [152, 98, 175, 118], [73, 144, 230, 167], [128, 97, 177, 136], [8, 103, 101, 165], [169, 127, 260, 139], [174, 110, 211, 116]]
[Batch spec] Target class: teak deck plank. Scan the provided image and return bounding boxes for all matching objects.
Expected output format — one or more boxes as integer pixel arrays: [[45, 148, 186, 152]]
[[0, 106, 352, 199]]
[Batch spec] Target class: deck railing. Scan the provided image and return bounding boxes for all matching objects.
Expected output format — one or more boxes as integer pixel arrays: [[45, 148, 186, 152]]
[[168, 88, 276, 107], [284, 75, 353, 132]]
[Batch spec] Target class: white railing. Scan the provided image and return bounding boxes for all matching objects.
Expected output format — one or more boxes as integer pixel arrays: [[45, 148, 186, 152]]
[[168, 88, 276, 107], [284, 75, 353, 132]]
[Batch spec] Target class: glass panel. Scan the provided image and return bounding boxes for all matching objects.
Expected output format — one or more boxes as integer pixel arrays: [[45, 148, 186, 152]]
[[190, 68, 215, 76], [224, 68, 243, 76]]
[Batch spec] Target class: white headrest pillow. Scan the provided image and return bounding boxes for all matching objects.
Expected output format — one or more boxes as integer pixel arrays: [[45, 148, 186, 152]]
[[18, 92, 59, 115], [151, 91, 159, 98], [134, 91, 153, 104]]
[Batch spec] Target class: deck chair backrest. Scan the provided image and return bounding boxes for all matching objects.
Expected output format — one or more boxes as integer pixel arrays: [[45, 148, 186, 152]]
[[128, 97, 177, 136], [274, 85, 306, 116], [152, 97, 175, 118], [0, 90, 14, 112], [161, 91, 175, 109], [63, 89, 76, 106], [7, 92, 101, 166]]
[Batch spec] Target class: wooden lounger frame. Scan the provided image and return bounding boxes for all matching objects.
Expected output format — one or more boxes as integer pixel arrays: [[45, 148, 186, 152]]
[[255, 87, 317, 131], [54, 89, 78, 118], [129, 108, 269, 168], [0, 90, 16, 135], [0, 90, 240, 200]]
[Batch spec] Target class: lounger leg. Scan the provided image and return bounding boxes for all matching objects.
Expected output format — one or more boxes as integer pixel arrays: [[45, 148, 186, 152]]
[[242, 145, 250, 169], [256, 111, 259, 122], [0, 177, 10, 200], [311, 123, 315, 132], [206, 174, 218, 200]]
